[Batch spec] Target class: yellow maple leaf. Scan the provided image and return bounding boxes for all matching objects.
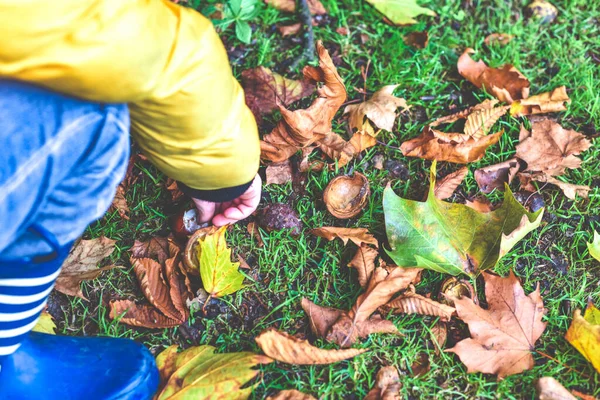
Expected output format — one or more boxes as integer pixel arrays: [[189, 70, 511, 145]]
[[32, 311, 56, 334], [196, 226, 244, 298], [565, 301, 600, 373]]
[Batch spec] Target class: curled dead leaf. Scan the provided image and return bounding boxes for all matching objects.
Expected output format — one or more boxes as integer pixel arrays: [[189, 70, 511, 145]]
[[344, 85, 409, 134], [434, 167, 468, 200], [510, 86, 570, 116], [255, 329, 367, 364], [348, 244, 378, 288], [323, 173, 370, 219], [363, 366, 401, 400], [457, 48, 530, 103], [474, 158, 523, 193], [311, 227, 378, 247], [266, 160, 293, 185], [385, 290, 455, 321]]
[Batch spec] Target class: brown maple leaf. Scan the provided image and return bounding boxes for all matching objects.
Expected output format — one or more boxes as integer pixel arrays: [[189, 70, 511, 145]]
[[384, 288, 455, 321], [265, 160, 293, 185], [241, 66, 315, 124], [457, 48, 530, 103], [110, 185, 130, 220], [510, 86, 570, 116], [516, 119, 591, 177], [344, 85, 409, 134], [55, 237, 117, 300], [474, 158, 524, 194], [363, 366, 401, 400], [348, 244, 378, 288], [447, 271, 547, 378], [311, 227, 378, 247]]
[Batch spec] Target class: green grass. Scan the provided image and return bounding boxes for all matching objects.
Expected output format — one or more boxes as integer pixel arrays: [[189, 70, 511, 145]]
[[47, 0, 600, 398]]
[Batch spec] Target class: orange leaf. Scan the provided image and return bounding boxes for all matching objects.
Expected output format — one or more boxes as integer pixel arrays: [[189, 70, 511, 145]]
[[311, 227, 378, 247], [348, 244, 378, 288], [363, 366, 401, 400], [434, 167, 468, 200]]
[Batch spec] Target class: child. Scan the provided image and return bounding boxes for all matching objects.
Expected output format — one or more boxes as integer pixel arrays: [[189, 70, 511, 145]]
[[0, 0, 260, 398]]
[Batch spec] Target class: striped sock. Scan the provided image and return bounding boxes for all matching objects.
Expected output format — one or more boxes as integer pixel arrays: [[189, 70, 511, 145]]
[[0, 258, 63, 359]]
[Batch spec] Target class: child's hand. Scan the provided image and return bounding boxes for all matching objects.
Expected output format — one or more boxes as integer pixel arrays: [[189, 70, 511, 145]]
[[192, 174, 262, 226]]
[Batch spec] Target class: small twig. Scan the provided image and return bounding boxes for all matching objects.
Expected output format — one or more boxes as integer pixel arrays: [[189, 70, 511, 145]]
[[361, 60, 371, 102], [535, 350, 591, 379], [289, 0, 315, 70]]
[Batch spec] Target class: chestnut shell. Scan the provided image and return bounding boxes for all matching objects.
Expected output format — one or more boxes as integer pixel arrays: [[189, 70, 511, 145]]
[[323, 173, 370, 219]]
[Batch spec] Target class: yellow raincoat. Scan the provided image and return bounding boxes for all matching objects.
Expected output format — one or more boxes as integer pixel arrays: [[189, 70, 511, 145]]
[[0, 0, 260, 193]]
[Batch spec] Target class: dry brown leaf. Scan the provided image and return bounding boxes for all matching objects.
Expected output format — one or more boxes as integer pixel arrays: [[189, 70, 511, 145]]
[[434, 167, 468, 200], [242, 67, 315, 124], [401, 126, 504, 164], [463, 105, 510, 138], [404, 31, 429, 48], [430, 321, 448, 353], [278, 23, 302, 36], [536, 377, 577, 400], [55, 237, 117, 300], [265, 0, 326, 14], [318, 133, 356, 167], [465, 197, 495, 213], [516, 120, 591, 177], [301, 298, 343, 338], [299, 146, 326, 172], [131, 237, 171, 264], [165, 178, 186, 202], [268, 389, 317, 400], [110, 185, 130, 220], [373, 154, 385, 170], [348, 244, 378, 288], [457, 48, 530, 103], [311, 227, 378, 247], [344, 85, 409, 134], [447, 271, 546, 378], [327, 267, 421, 347], [474, 158, 523, 193], [247, 222, 265, 247], [350, 131, 378, 153], [519, 172, 590, 200], [255, 329, 366, 365], [510, 86, 570, 116], [261, 42, 346, 163], [266, 160, 293, 185], [133, 258, 184, 321], [483, 33, 514, 46], [430, 99, 499, 127], [363, 366, 401, 400], [385, 290, 455, 321], [109, 300, 181, 328]]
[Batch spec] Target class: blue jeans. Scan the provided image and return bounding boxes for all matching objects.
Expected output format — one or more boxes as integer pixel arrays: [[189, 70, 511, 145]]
[[0, 80, 129, 257], [0, 80, 129, 357]]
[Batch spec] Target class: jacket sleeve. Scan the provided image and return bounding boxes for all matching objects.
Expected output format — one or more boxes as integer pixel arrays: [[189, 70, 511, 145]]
[[0, 0, 260, 197]]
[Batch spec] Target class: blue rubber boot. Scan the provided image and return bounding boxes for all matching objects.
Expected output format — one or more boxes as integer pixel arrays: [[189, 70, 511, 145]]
[[0, 332, 159, 400], [0, 225, 159, 399]]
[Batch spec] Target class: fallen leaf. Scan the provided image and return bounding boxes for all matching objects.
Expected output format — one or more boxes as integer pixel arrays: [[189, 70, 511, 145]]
[[265, 0, 326, 14], [465, 197, 495, 213], [110, 185, 129, 220], [401, 125, 504, 164], [299, 146, 326, 172], [519, 172, 590, 200], [336, 27, 349, 35], [268, 390, 317, 400], [166, 178, 186, 202], [463, 104, 511, 138], [155, 344, 272, 400], [255, 329, 366, 364], [430, 99, 500, 127], [457, 48, 530, 103], [536, 377, 577, 400], [516, 120, 591, 177], [55, 237, 117, 300], [242, 67, 315, 123], [278, 23, 302, 36], [404, 31, 429, 48], [348, 244, 378, 288], [197, 226, 244, 298], [385, 289, 455, 321], [311, 227, 378, 247], [350, 131, 378, 153], [373, 154, 385, 170], [434, 167, 468, 200], [483, 33, 514, 46], [363, 366, 401, 400], [301, 298, 343, 338], [318, 133, 356, 167], [565, 301, 600, 374], [247, 222, 265, 247], [447, 271, 546, 378], [261, 42, 346, 163], [131, 236, 171, 264], [430, 321, 448, 353], [510, 86, 570, 116], [384, 162, 543, 275], [588, 231, 600, 262], [326, 267, 420, 347], [32, 311, 56, 334], [266, 160, 293, 185], [364, 0, 436, 25], [474, 158, 523, 193], [410, 352, 430, 377], [109, 300, 181, 328], [344, 85, 409, 134]]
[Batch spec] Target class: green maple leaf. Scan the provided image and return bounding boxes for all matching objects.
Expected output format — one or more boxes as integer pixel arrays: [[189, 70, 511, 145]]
[[156, 345, 272, 399], [365, 0, 436, 25], [197, 226, 244, 297], [383, 162, 543, 276], [588, 231, 600, 262]]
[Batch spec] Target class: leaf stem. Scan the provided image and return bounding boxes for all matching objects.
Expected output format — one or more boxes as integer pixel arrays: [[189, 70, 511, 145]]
[[534, 349, 590, 379]]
